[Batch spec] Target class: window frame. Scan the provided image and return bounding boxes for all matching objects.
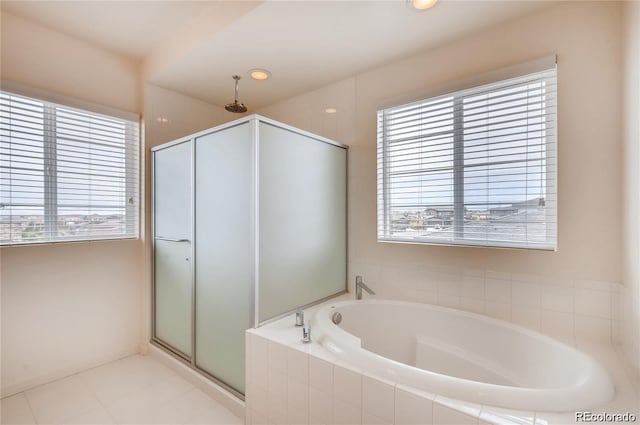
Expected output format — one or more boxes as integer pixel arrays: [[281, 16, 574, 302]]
[[377, 58, 557, 251], [0, 85, 140, 246]]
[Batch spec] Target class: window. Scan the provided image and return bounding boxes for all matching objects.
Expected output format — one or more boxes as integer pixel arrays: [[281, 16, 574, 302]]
[[377, 66, 557, 250], [0, 90, 139, 245]]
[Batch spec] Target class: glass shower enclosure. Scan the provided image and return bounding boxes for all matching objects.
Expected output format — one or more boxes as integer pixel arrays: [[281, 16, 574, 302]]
[[151, 115, 347, 397]]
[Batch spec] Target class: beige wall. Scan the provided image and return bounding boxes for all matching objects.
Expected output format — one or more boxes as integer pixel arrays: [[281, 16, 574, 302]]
[[0, 242, 141, 395], [0, 12, 140, 114], [620, 0, 640, 378], [259, 2, 623, 282], [0, 12, 143, 396]]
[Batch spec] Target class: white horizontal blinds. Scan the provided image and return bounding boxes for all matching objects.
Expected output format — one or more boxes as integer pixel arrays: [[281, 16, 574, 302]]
[[0, 90, 139, 245], [54, 105, 139, 241], [377, 67, 557, 249], [461, 69, 557, 248], [0, 93, 46, 243], [377, 96, 457, 241]]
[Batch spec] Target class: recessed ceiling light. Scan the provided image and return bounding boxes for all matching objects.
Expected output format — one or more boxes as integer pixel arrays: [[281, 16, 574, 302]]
[[249, 69, 271, 81], [325, 108, 337, 114], [410, 0, 438, 10]]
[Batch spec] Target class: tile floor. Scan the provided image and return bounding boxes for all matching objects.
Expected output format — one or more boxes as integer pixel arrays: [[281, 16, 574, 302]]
[[0, 355, 243, 425]]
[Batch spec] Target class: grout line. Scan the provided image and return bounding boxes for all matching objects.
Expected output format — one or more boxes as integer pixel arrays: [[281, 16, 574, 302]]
[[24, 370, 104, 425], [86, 356, 167, 409], [2, 351, 139, 400], [21, 391, 39, 425], [85, 369, 118, 425]]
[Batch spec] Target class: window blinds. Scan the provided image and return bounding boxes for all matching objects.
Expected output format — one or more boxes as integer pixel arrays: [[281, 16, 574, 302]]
[[377, 67, 557, 250], [0, 90, 139, 245]]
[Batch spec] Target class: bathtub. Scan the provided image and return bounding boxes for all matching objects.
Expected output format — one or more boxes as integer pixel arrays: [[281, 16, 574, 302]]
[[312, 300, 614, 412]]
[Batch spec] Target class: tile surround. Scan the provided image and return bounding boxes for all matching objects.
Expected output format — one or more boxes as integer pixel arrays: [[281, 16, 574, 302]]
[[362, 375, 395, 424], [613, 282, 640, 390], [308, 386, 332, 425], [433, 402, 478, 425], [394, 386, 434, 425], [245, 260, 639, 425], [246, 318, 640, 425], [246, 331, 522, 425], [309, 356, 334, 394], [333, 365, 362, 407], [350, 261, 622, 346], [333, 397, 362, 425]]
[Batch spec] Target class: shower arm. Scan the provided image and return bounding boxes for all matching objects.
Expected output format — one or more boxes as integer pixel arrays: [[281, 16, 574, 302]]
[[234, 76, 240, 103]]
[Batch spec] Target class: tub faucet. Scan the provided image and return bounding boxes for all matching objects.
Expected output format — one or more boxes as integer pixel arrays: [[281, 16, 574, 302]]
[[355, 276, 375, 300]]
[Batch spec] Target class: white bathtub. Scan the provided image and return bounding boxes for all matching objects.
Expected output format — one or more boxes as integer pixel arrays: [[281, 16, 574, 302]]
[[312, 300, 614, 412]]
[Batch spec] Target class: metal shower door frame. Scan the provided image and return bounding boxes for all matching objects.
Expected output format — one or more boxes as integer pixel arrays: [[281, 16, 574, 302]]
[[150, 115, 348, 400]]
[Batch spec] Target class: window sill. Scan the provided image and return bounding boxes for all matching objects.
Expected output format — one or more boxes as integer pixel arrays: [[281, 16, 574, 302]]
[[0, 236, 140, 249], [377, 237, 557, 252]]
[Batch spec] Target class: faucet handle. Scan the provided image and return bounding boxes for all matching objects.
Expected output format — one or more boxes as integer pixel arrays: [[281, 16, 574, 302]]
[[302, 325, 311, 344], [295, 309, 304, 327]]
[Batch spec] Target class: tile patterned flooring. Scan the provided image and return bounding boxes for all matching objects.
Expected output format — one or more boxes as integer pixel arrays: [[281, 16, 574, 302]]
[[0, 355, 243, 425]]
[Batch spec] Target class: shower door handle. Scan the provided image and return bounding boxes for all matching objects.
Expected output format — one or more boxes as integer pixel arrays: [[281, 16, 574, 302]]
[[155, 237, 191, 243]]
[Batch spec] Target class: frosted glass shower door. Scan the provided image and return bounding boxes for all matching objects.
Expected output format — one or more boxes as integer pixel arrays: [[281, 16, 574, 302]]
[[153, 141, 193, 357], [154, 239, 192, 355], [194, 123, 252, 393], [258, 122, 347, 322]]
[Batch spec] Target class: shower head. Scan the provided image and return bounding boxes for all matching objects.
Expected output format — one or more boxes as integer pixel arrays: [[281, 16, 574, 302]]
[[225, 101, 247, 113], [225, 75, 248, 113]]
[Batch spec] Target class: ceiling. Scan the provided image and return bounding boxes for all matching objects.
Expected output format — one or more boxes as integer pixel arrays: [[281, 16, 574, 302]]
[[1, 1, 218, 60], [1, 1, 553, 110]]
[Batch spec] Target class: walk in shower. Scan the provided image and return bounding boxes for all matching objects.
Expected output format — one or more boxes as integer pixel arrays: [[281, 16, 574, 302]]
[[150, 115, 347, 397]]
